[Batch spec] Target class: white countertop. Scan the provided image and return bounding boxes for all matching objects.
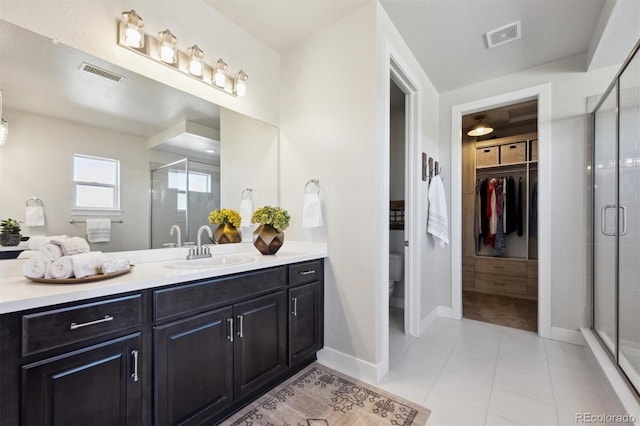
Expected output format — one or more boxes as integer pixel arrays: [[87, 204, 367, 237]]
[[0, 241, 29, 252], [0, 241, 327, 314]]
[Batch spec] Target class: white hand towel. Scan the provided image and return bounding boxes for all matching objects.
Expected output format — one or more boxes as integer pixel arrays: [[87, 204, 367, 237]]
[[71, 252, 106, 278], [52, 236, 90, 256], [25, 206, 45, 227], [39, 243, 63, 261], [49, 256, 74, 279], [86, 219, 111, 243], [427, 175, 449, 247], [22, 256, 50, 279], [302, 193, 323, 229], [240, 199, 253, 227]]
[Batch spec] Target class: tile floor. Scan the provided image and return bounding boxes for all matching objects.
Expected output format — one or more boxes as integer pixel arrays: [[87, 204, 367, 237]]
[[380, 308, 633, 425]]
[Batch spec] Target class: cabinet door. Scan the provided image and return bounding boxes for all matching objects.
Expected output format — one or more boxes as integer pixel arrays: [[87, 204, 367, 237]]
[[233, 291, 287, 400], [289, 282, 323, 365], [22, 333, 142, 426], [154, 307, 233, 426]]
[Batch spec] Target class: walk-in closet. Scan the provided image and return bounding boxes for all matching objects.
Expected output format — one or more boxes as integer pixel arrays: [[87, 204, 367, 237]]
[[461, 101, 539, 331]]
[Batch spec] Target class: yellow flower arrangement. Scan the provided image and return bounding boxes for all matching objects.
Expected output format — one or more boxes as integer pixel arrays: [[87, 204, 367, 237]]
[[208, 208, 242, 228], [251, 206, 290, 232]]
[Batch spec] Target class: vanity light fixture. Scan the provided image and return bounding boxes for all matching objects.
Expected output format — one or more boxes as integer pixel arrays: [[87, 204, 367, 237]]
[[158, 29, 177, 64], [213, 59, 228, 88], [120, 10, 144, 49], [467, 114, 494, 137], [117, 11, 247, 97], [234, 70, 248, 97], [187, 45, 204, 77]]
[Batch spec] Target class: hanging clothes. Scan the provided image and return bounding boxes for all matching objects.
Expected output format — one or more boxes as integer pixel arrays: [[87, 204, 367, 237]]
[[494, 178, 506, 256], [505, 176, 517, 234], [474, 179, 482, 252], [484, 179, 496, 247], [516, 177, 524, 236], [530, 179, 538, 237], [480, 179, 489, 246]]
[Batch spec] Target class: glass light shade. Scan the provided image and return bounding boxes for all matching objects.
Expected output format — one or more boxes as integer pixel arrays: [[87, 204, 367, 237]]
[[467, 124, 494, 137], [121, 10, 144, 49], [187, 45, 204, 77], [213, 59, 228, 87], [158, 29, 177, 64], [234, 70, 249, 96], [0, 119, 8, 146]]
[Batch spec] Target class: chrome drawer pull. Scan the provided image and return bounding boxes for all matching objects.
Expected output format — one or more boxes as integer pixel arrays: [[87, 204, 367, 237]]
[[227, 318, 234, 342], [131, 350, 139, 382], [292, 298, 298, 317], [237, 315, 244, 338], [69, 315, 113, 330], [299, 270, 315, 276]]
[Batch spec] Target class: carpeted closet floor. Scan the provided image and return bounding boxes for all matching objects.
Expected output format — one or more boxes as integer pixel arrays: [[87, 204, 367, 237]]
[[463, 291, 537, 332]]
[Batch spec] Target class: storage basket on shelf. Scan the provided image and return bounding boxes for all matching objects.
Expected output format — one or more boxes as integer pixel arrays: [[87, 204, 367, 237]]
[[500, 142, 526, 164], [476, 146, 499, 167]]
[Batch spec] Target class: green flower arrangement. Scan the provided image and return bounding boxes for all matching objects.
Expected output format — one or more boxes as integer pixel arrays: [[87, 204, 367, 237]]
[[251, 206, 290, 232], [208, 208, 242, 228], [0, 218, 21, 235]]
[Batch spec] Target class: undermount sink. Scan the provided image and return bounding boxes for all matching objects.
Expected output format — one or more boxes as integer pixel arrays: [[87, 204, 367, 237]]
[[164, 254, 254, 269]]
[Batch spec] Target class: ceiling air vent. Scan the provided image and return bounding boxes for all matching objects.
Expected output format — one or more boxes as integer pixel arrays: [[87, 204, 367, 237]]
[[486, 21, 521, 48], [79, 62, 124, 83]]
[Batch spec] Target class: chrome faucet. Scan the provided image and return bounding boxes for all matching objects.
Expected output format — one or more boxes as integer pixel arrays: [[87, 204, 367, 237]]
[[169, 224, 182, 247], [187, 225, 213, 260]]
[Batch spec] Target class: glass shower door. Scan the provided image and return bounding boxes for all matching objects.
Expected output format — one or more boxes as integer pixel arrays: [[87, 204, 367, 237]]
[[618, 50, 640, 391], [593, 85, 618, 354]]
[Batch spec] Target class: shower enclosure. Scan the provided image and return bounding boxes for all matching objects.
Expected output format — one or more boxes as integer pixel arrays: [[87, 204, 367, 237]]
[[591, 40, 640, 396], [150, 159, 220, 248]]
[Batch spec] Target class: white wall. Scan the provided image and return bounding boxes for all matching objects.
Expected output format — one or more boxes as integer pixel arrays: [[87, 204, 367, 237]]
[[0, 0, 280, 126], [439, 54, 620, 331]]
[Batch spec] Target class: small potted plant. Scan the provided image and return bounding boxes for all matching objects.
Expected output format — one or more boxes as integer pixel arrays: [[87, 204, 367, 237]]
[[208, 208, 242, 244], [0, 218, 22, 246], [251, 206, 290, 255]]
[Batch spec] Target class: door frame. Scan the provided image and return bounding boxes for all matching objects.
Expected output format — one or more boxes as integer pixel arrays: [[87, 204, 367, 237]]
[[450, 84, 552, 338]]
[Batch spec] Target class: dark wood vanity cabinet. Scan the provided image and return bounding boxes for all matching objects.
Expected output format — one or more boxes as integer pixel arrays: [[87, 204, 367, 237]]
[[0, 259, 324, 426]]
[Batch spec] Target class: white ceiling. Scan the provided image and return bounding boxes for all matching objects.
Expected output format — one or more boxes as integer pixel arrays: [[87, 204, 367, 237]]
[[203, 0, 639, 93]]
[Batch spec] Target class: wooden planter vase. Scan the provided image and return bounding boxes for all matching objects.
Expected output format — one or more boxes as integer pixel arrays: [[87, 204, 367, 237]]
[[252, 224, 284, 255], [213, 223, 242, 244]]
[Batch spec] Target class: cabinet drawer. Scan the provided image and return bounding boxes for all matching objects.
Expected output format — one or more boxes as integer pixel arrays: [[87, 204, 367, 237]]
[[22, 295, 142, 356], [154, 267, 286, 322], [527, 261, 538, 296], [474, 257, 526, 278], [474, 273, 527, 294], [289, 260, 323, 286]]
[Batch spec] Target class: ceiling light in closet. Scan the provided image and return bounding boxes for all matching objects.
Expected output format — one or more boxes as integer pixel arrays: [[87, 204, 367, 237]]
[[467, 115, 494, 137]]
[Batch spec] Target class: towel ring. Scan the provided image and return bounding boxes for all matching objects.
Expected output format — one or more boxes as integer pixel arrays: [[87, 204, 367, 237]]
[[26, 197, 43, 207], [305, 179, 320, 195], [242, 188, 253, 200]]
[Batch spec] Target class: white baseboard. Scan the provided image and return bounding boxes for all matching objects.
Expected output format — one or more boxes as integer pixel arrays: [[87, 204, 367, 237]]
[[316, 346, 379, 384], [551, 326, 584, 345], [419, 306, 440, 334], [437, 305, 458, 319], [582, 328, 640, 426]]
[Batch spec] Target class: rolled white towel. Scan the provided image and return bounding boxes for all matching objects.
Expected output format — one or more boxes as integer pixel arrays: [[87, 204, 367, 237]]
[[28, 235, 69, 251], [49, 257, 74, 279], [22, 256, 50, 279], [39, 243, 63, 261], [52, 237, 90, 256], [71, 252, 106, 278]]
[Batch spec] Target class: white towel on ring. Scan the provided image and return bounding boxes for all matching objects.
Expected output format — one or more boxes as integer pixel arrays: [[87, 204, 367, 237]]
[[71, 252, 106, 278], [25, 206, 45, 227], [86, 219, 111, 243], [22, 256, 50, 279], [427, 175, 449, 247], [49, 257, 74, 279], [39, 243, 63, 261], [302, 193, 323, 229], [240, 199, 253, 228]]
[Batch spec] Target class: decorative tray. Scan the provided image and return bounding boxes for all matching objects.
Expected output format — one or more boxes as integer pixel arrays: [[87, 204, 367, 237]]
[[26, 265, 134, 284]]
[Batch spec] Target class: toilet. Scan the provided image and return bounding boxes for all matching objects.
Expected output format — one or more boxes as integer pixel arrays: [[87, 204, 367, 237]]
[[389, 252, 403, 296]]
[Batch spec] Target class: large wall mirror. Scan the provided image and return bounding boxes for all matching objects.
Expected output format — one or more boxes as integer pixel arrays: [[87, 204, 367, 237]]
[[0, 20, 279, 252]]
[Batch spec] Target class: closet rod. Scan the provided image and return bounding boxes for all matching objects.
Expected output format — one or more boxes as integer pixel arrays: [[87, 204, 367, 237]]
[[476, 167, 527, 175]]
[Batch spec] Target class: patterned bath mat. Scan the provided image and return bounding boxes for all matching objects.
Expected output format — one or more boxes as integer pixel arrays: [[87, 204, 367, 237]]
[[220, 363, 430, 426]]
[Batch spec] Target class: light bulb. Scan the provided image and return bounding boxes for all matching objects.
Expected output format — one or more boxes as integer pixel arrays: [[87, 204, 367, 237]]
[[125, 25, 143, 48], [121, 10, 144, 49], [158, 30, 177, 64], [187, 45, 204, 77], [234, 70, 249, 96], [213, 59, 228, 88]]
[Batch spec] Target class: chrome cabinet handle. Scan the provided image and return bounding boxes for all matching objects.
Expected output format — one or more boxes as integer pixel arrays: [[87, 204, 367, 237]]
[[292, 298, 298, 317], [600, 204, 617, 236], [131, 350, 139, 382], [227, 318, 234, 342], [299, 270, 315, 276], [620, 206, 628, 236], [70, 315, 113, 330], [237, 315, 244, 338]]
